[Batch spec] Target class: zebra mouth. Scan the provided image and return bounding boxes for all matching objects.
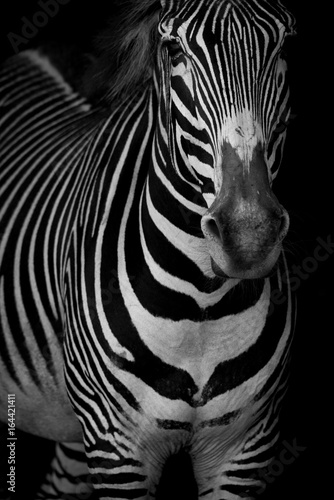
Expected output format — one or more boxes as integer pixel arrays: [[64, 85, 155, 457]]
[[210, 247, 280, 280], [210, 258, 229, 278]]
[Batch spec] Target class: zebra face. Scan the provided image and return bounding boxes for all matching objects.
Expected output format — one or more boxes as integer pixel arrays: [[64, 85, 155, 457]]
[[158, 0, 295, 279]]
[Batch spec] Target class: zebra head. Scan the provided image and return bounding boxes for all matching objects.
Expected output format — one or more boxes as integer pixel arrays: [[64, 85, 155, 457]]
[[158, 0, 295, 279]]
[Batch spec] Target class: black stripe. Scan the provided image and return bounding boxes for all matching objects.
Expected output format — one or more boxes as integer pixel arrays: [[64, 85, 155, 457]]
[[198, 409, 241, 429], [205, 279, 265, 319], [156, 419, 193, 432]]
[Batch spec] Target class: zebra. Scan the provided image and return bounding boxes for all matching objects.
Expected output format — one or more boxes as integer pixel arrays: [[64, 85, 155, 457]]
[[0, 0, 297, 498]]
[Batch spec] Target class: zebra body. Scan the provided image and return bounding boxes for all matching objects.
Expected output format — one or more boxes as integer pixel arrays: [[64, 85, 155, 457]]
[[0, 1, 296, 498]]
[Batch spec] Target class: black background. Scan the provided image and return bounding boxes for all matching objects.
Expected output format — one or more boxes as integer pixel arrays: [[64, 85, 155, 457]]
[[0, 1, 332, 499]]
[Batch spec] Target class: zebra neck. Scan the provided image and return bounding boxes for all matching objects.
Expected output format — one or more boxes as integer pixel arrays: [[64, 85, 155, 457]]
[[124, 144, 240, 314]]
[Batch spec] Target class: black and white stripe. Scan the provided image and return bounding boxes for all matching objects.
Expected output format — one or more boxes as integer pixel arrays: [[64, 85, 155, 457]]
[[0, 1, 296, 499]]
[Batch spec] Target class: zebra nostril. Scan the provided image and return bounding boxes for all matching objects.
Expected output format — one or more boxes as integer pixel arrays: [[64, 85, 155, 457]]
[[207, 218, 221, 239], [203, 217, 222, 242]]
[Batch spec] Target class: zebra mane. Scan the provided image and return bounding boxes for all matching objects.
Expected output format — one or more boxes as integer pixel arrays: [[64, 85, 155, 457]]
[[82, 0, 161, 105]]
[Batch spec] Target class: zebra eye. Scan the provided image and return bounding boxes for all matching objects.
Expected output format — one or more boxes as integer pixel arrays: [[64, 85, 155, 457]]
[[279, 47, 288, 61], [279, 33, 295, 61], [167, 41, 183, 61]]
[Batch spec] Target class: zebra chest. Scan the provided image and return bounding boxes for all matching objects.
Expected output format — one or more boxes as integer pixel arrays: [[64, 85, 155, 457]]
[[109, 301, 273, 443], [129, 302, 267, 397], [118, 304, 285, 469]]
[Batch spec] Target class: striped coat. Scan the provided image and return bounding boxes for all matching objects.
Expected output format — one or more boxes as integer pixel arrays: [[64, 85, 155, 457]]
[[0, 1, 296, 498]]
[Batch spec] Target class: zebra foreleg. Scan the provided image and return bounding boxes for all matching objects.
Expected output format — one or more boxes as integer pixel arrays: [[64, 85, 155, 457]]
[[194, 461, 268, 500], [36, 441, 95, 500], [192, 433, 279, 500], [84, 450, 163, 500]]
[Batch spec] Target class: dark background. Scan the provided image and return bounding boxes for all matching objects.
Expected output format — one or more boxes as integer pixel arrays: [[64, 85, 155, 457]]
[[0, 1, 332, 499]]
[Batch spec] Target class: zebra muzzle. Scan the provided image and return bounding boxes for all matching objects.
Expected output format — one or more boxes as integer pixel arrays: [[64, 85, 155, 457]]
[[201, 198, 289, 279], [201, 143, 289, 279]]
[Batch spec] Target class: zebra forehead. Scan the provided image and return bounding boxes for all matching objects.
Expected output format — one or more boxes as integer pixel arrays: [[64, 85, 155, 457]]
[[170, 2, 295, 64], [163, 1, 294, 21]]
